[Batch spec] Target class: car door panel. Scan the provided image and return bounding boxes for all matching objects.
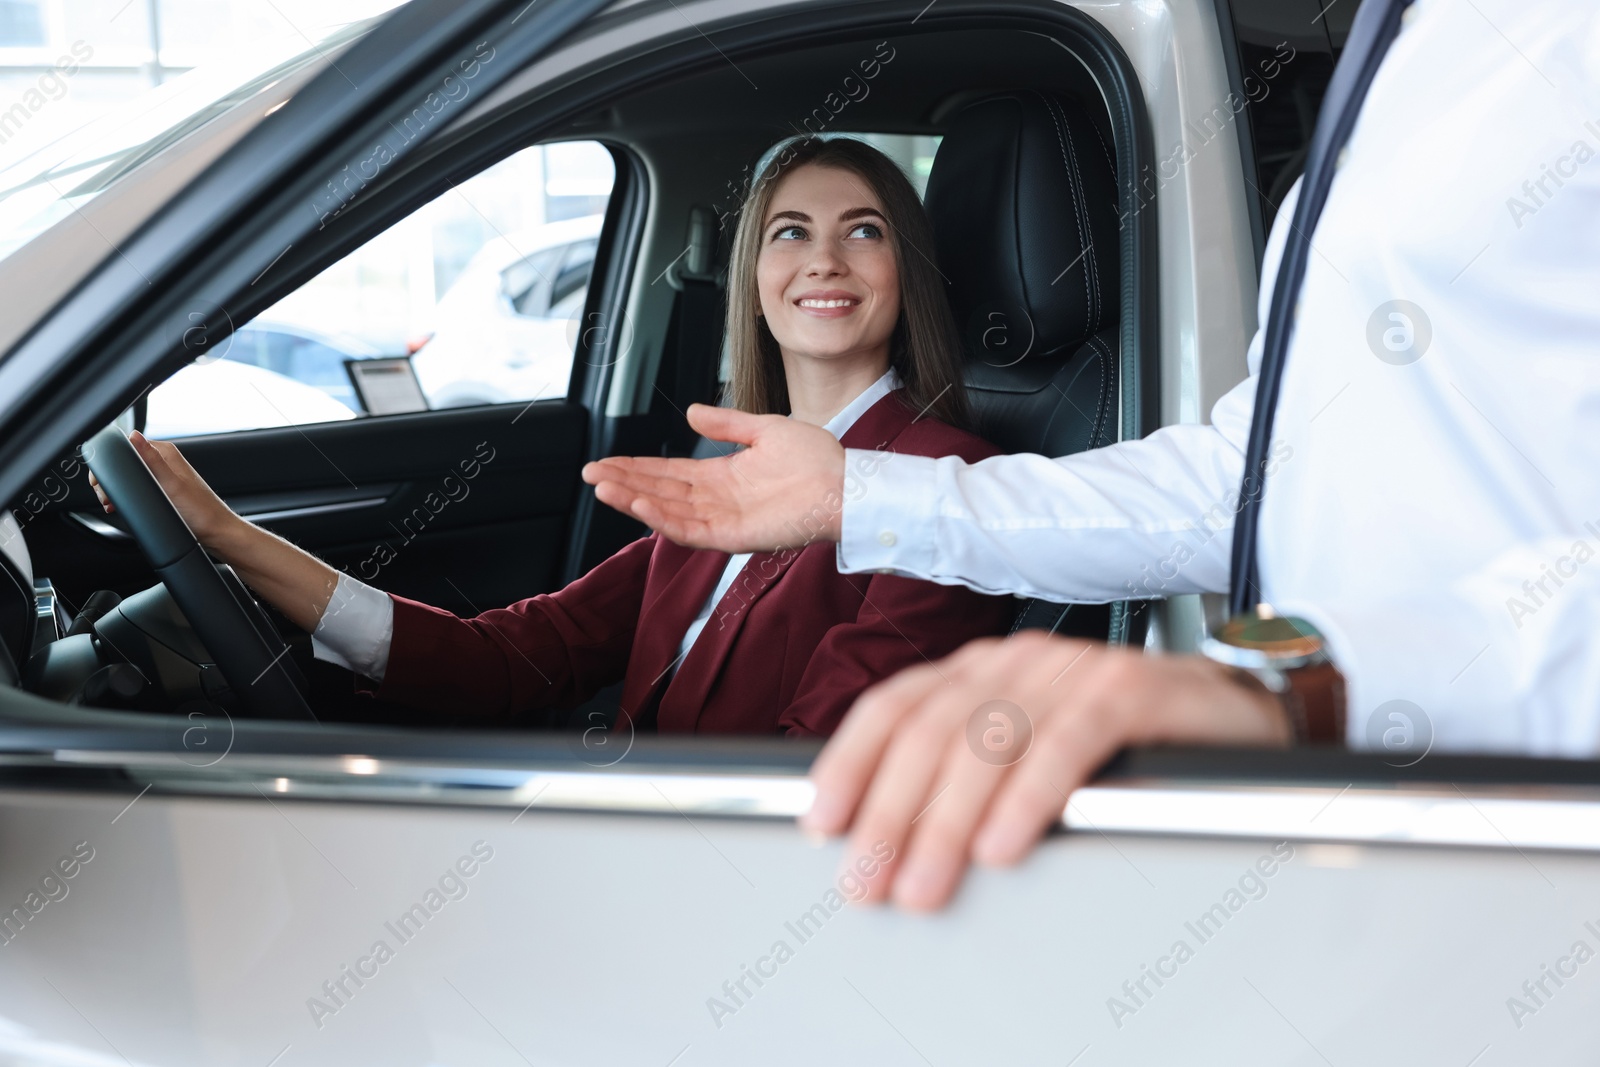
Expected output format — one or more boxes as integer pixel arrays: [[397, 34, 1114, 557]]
[[29, 401, 587, 614], [0, 745, 1594, 1065]]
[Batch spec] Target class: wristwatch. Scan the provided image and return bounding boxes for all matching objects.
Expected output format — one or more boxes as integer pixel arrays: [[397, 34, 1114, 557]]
[[1200, 607, 1347, 745]]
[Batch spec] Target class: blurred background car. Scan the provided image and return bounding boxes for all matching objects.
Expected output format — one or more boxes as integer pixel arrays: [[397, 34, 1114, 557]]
[[220, 320, 388, 413], [138, 143, 613, 432], [146, 321, 384, 437], [410, 213, 602, 408], [143, 359, 357, 438]]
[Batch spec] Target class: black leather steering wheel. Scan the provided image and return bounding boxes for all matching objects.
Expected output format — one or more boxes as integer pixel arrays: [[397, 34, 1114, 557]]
[[85, 426, 316, 721]]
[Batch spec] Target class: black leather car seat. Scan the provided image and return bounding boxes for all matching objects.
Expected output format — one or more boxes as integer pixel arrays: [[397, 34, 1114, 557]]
[[924, 90, 1133, 639]]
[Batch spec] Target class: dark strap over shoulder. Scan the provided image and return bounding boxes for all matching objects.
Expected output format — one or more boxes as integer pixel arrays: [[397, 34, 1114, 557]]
[[1229, 0, 1415, 614]]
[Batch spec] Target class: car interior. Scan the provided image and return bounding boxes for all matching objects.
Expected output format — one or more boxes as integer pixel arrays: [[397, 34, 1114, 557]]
[[1, 13, 1162, 733]]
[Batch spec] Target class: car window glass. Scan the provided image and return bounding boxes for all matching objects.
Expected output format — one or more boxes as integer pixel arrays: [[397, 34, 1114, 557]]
[[145, 140, 617, 437], [0, 16, 384, 266], [0, 0, 45, 47]]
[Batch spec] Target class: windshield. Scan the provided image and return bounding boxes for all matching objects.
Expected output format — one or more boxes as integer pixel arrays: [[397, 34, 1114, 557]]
[[0, 14, 391, 267]]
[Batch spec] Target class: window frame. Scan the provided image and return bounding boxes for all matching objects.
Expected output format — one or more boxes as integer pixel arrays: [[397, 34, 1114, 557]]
[[3, 0, 1156, 764]]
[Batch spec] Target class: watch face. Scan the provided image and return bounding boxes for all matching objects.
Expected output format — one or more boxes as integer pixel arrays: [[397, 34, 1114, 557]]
[[1215, 609, 1325, 658]]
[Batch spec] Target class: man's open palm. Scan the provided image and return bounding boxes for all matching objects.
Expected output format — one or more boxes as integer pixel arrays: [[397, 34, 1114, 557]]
[[582, 403, 847, 553]]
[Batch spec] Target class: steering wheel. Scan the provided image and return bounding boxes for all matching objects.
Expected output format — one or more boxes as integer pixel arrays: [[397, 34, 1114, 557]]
[[84, 426, 317, 721]]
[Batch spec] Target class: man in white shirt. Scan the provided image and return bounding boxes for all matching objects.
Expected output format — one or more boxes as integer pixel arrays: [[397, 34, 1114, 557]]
[[584, 0, 1600, 909]]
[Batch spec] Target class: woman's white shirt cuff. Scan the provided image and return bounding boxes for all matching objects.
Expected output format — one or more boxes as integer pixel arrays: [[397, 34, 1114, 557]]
[[311, 572, 394, 683]]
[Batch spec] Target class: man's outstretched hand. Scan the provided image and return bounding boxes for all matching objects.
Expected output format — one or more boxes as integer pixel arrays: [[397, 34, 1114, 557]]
[[582, 403, 847, 553], [803, 633, 1293, 911]]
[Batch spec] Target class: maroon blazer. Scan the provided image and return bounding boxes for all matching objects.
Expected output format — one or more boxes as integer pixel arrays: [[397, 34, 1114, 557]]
[[374, 390, 1015, 736]]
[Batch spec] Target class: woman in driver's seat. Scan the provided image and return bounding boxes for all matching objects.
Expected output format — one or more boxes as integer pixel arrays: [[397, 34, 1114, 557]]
[[96, 137, 1014, 736]]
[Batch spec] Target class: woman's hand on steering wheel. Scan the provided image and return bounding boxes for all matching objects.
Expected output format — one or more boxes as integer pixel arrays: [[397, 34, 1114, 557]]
[[89, 431, 344, 636], [89, 431, 238, 548]]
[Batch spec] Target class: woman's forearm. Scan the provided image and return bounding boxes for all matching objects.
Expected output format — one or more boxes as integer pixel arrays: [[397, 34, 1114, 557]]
[[206, 515, 340, 633]]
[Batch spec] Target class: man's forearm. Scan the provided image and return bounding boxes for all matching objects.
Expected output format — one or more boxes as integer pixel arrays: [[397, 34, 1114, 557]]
[[838, 421, 1253, 602]]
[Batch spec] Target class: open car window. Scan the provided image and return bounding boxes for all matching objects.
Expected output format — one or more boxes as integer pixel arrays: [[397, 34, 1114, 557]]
[[144, 140, 616, 437]]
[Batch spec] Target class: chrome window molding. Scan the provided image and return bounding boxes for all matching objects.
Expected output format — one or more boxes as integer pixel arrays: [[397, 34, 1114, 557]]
[[1065, 781, 1600, 854], [32, 577, 62, 640], [19, 749, 1600, 854], [41, 751, 819, 818]]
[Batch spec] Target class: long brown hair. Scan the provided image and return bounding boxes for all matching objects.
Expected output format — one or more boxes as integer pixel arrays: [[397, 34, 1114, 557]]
[[723, 137, 970, 429]]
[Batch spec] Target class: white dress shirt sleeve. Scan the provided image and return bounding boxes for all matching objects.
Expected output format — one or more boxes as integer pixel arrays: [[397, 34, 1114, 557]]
[[838, 397, 1254, 603], [836, 178, 1299, 605], [311, 571, 394, 682]]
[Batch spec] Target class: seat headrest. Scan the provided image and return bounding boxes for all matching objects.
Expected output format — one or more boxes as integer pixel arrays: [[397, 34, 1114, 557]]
[[925, 91, 1119, 368]]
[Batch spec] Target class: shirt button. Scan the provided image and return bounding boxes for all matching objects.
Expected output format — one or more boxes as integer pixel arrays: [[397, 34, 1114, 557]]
[[878, 530, 898, 547], [1336, 146, 1351, 170], [1402, 4, 1418, 25]]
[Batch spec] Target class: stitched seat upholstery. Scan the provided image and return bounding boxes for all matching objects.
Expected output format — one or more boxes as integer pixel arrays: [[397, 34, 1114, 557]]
[[924, 90, 1128, 637]]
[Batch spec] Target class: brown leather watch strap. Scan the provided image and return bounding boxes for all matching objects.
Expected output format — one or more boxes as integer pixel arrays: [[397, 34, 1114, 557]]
[[1280, 660, 1347, 745]]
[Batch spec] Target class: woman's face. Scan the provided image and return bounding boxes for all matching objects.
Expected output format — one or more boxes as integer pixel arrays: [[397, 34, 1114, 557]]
[[755, 163, 901, 369]]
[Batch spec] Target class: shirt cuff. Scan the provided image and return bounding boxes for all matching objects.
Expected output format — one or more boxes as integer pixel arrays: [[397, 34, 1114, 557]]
[[837, 448, 939, 578], [311, 572, 394, 683]]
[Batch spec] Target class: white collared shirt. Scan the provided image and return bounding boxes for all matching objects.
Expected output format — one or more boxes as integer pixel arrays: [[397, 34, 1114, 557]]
[[313, 368, 903, 683], [838, 0, 1600, 755]]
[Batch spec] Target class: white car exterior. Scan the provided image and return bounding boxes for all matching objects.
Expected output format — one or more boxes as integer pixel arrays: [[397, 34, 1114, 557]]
[[411, 214, 603, 407], [144, 360, 357, 438]]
